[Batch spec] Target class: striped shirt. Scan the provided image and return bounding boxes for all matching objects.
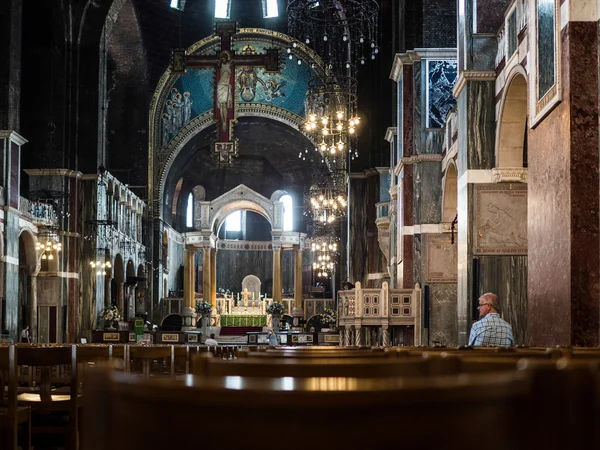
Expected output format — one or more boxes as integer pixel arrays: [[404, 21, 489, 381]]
[[468, 313, 514, 347]]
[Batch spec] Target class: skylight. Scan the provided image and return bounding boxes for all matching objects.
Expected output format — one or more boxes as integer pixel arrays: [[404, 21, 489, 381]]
[[263, 0, 279, 18], [215, 0, 231, 18], [226, 210, 242, 232], [170, 0, 185, 11]]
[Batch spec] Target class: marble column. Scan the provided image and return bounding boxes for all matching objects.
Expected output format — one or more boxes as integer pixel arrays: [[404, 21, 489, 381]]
[[345, 326, 352, 346], [339, 328, 345, 347], [382, 326, 389, 347], [183, 246, 195, 309], [293, 245, 302, 309], [210, 247, 217, 308], [29, 275, 37, 343], [272, 247, 282, 302], [202, 248, 211, 303], [104, 277, 111, 309], [116, 282, 125, 317], [354, 327, 362, 346]]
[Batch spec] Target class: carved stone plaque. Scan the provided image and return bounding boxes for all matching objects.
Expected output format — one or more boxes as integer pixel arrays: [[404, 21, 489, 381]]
[[425, 234, 457, 283], [473, 184, 527, 255]]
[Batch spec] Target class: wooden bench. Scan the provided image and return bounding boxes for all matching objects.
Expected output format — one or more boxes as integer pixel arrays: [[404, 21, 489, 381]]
[[128, 345, 174, 379], [83, 367, 531, 450]]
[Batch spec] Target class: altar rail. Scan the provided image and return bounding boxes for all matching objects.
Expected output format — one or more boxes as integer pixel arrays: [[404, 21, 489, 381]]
[[338, 282, 421, 342]]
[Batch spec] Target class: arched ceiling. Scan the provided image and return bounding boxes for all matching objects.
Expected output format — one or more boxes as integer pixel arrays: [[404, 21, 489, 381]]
[[164, 116, 318, 228]]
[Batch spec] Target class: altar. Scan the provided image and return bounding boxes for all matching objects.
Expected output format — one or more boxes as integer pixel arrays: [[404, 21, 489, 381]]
[[220, 314, 267, 327]]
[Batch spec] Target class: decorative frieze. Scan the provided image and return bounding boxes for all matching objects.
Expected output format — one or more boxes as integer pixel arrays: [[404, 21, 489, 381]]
[[492, 167, 528, 183]]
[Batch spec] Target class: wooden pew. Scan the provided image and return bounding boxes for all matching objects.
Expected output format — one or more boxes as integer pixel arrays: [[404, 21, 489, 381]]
[[0, 345, 31, 450], [83, 367, 531, 450], [192, 353, 431, 378]]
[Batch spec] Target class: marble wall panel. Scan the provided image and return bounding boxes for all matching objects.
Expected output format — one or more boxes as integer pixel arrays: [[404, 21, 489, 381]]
[[472, 36, 499, 71], [403, 65, 414, 157], [414, 62, 423, 154], [478, 255, 528, 344], [420, 161, 443, 224], [412, 235, 422, 291], [476, 0, 512, 33], [428, 283, 458, 346], [427, 60, 458, 129], [466, 81, 496, 170]]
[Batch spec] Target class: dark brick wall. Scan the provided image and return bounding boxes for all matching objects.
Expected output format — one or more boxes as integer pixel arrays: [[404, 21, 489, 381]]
[[106, 0, 149, 188], [423, 0, 457, 48]]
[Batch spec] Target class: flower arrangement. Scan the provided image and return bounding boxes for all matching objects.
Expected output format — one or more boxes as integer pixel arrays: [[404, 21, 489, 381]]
[[266, 302, 285, 315], [320, 307, 337, 325], [195, 300, 212, 316], [100, 305, 121, 322]]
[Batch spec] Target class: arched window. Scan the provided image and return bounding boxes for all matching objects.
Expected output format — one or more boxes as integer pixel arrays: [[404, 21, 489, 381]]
[[281, 194, 293, 231], [186, 193, 193, 228], [226, 210, 242, 232]]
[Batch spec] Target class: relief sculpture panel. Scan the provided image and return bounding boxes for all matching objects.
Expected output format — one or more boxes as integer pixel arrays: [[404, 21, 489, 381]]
[[474, 185, 527, 255], [425, 234, 457, 283]]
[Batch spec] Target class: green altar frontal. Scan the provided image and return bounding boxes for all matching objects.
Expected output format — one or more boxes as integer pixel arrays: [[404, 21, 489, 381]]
[[220, 314, 267, 327]]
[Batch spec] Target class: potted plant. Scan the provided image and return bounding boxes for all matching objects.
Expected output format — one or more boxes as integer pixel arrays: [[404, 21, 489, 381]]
[[100, 305, 121, 331], [195, 301, 212, 334], [321, 307, 337, 330], [267, 302, 285, 332]]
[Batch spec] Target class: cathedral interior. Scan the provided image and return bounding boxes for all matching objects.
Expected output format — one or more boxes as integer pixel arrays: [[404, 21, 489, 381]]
[[0, 0, 599, 349], [3, 1, 600, 450]]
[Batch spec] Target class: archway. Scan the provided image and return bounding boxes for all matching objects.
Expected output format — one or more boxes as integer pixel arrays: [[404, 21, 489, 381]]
[[442, 162, 458, 223], [489, 68, 529, 344], [497, 72, 528, 168], [124, 259, 136, 321]]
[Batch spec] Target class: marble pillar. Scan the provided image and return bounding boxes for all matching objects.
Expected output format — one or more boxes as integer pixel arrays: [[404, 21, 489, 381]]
[[29, 275, 37, 343], [382, 326, 389, 347], [183, 246, 195, 309], [210, 248, 216, 308], [339, 328, 345, 347], [202, 248, 211, 303], [293, 246, 302, 309], [527, 19, 599, 346], [345, 326, 352, 346], [455, 80, 496, 345], [272, 247, 282, 302], [354, 327, 362, 346], [116, 282, 125, 317]]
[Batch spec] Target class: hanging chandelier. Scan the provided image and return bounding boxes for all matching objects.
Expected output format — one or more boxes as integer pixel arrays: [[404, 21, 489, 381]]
[[306, 184, 348, 226], [36, 231, 62, 260], [310, 238, 339, 277], [302, 73, 360, 162], [287, 0, 380, 76], [90, 258, 112, 276]]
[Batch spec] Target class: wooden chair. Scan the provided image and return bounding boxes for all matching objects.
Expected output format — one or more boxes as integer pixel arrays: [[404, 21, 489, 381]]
[[83, 367, 530, 450], [0, 346, 31, 450], [16, 345, 79, 450], [128, 345, 174, 379]]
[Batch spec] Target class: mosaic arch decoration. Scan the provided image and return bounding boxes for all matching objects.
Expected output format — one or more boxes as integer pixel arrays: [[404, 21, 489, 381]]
[[148, 28, 325, 218]]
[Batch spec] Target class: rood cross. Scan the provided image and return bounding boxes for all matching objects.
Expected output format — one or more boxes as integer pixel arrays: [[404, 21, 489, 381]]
[[171, 21, 280, 165]]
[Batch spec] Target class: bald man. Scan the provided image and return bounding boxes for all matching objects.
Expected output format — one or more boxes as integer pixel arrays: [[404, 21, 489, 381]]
[[468, 293, 514, 346]]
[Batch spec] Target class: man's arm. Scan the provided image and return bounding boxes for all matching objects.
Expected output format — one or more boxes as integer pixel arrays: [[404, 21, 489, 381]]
[[468, 321, 480, 346]]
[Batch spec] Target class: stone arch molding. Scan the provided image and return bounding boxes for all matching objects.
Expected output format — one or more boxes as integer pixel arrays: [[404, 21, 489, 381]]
[[148, 28, 326, 219], [189, 185, 283, 238], [241, 275, 261, 300]]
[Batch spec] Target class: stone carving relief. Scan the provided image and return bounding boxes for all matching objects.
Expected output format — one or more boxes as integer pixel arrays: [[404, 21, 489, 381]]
[[425, 234, 457, 283], [473, 184, 527, 255]]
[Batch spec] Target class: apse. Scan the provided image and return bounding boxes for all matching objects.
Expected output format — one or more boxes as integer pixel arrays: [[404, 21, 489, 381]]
[[163, 116, 316, 232]]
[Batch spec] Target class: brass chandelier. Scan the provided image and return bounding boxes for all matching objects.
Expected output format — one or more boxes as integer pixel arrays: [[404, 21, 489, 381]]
[[310, 238, 339, 278]]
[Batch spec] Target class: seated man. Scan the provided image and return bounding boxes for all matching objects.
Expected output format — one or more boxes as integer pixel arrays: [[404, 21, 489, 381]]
[[468, 293, 514, 347], [205, 333, 218, 347]]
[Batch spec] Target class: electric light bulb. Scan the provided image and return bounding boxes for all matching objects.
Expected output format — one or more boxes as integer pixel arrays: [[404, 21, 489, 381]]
[[297, 60, 302, 65], [293, 42, 297, 48], [289, 54, 293, 60], [336, 123, 342, 131], [305, 38, 310, 44], [48, 254, 54, 260], [338, 142, 344, 150], [336, 111, 343, 120], [323, 35, 328, 41], [42, 254, 47, 260], [349, 127, 355, 134], [322, 129, 328, 135]]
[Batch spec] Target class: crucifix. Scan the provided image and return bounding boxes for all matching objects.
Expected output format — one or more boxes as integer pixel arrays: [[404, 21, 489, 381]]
[[171, 21, 280, 166]]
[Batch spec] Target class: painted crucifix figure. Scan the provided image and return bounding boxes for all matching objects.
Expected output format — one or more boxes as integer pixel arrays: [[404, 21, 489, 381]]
[[171, 21, 279, 165]]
